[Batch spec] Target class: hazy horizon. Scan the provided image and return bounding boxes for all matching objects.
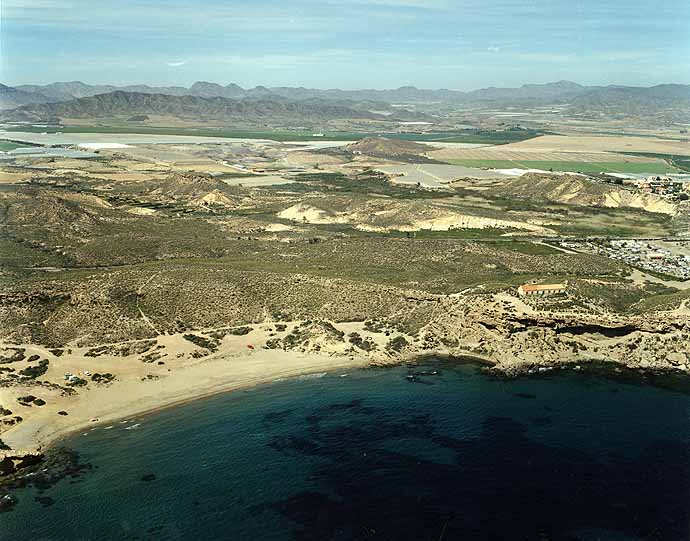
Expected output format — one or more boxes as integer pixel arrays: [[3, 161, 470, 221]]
[[2, 0, 689, 90], [4, 79, 690, 93]]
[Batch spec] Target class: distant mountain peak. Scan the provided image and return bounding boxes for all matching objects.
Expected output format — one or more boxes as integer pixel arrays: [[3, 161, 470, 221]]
[[2, 80, 688, 115]]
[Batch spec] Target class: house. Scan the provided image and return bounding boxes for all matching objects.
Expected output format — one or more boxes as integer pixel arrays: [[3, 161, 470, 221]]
[[517, 283, 567, 297]]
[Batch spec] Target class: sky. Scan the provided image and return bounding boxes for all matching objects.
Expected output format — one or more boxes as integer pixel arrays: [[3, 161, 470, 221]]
[[1, 0, 689, 90]]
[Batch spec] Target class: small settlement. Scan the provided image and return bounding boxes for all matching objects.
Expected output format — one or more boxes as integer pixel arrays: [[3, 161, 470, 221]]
[[563, 240, 690, 280], [633, 176, 686, 199]]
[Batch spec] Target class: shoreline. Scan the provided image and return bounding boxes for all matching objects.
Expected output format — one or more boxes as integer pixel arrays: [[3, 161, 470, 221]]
[[53, 358, 367, 452], [1, 349, 370, 458], [81, 356, 378, 442], [2, 347, 488, 461], [2, 308, 690, 472], [1, 319, 396, 458], [2, 345, 690, 498], [14, 349, 689, 455]]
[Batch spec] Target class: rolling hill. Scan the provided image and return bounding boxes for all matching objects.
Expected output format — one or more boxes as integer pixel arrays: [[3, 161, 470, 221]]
[[343, 137, 434, 158]]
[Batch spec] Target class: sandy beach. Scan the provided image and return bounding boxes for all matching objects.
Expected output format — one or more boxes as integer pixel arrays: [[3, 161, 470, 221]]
[[0, 323, 378, 456]]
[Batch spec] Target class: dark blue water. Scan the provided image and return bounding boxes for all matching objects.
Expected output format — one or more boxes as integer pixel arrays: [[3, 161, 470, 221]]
[[4, 359, 690, 540]]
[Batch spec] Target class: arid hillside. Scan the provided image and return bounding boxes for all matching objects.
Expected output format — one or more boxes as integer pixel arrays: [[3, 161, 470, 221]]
[[489, 174, 679, 215]]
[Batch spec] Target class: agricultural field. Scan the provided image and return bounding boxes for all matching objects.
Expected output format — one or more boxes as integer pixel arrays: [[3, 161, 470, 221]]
[[442, 160, 677, 174], [429, 148, 663, 163], [0, 141, 30, 152], [390, 129, 541, 144], [500, 134, 690, 156], [2, 124, 541, 144], [617, 152, 690, 173], [426, 146, 677, 174]]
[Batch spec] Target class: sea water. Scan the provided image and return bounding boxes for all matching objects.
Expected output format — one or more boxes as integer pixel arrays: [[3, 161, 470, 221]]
[[3, 359, 690, 540]]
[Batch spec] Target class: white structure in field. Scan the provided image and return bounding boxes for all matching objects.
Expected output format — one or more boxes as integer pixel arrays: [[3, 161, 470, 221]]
[[517, 283, 567, 297]]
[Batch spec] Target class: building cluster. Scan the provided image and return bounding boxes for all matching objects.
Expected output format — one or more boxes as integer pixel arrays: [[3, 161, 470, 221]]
[[564, 239, 690, 279], [634, 176, 686, 199]]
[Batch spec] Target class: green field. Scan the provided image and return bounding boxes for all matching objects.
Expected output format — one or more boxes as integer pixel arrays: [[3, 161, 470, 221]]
[[0, 141, 29, 152], [444, 159, 678, 174], [617, 152, 690, 173], [392, 129, 541, 144], [4, 125, 540, 145]]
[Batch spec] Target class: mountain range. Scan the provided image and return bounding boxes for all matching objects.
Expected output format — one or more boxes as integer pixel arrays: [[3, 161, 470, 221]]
[[0, 90, 424, 124], [2, 80, 688, 105], [1, 81, 688, 121]]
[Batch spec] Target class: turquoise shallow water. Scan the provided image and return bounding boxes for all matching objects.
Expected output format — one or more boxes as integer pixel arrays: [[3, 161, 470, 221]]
[[3, 359, 690, 540]]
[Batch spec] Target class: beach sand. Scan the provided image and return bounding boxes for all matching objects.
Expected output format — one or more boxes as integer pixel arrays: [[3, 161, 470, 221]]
[[0, 325, 377, 455]]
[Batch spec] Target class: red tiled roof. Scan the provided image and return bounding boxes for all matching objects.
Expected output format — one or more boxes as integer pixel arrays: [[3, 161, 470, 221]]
[[519, 284, 566, 292]]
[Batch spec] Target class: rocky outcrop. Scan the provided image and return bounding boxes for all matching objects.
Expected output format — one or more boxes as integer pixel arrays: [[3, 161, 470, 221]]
[[0, 451, 44, 480], [492, 174, 678, 216], [414, 295, 690, 375], [0, 448, 92, 511], [602, 191, 677, 216]]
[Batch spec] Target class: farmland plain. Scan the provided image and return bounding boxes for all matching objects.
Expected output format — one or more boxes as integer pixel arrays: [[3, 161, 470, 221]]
[[2, 125, 542, 144], [443, 160, 677, 174], [501, 134, 690, 156]]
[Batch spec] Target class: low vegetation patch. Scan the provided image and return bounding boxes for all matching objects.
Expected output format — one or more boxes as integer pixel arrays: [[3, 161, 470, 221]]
[[19, 359, 49, 379], [348, 332, 377, 351], [182, 334, 220, 351], [386, 335, 409, 353], [91, 373, 116, 384]]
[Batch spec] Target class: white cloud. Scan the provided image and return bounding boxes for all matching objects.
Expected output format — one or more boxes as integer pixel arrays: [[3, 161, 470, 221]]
[[487, 46, 500, 52], [166, 60, 186, 67]]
